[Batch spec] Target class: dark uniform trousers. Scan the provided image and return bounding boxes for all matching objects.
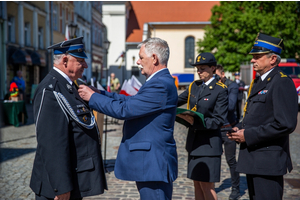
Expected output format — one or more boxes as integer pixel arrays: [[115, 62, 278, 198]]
[[236, 67, 298, 200], [221, 131, 239, 188], [246, 174, 283, 200], [221, 78, 239, 189]]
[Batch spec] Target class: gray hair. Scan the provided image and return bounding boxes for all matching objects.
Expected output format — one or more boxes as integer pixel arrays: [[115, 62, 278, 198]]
[[266, 53, 281, 66], [53, 54, 69, 65], [137, 37, 170, 66]]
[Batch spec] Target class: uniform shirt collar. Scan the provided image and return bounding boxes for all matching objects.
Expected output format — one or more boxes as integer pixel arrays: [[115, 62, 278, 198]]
[[204, 77, 215, 86], [53, 67, 73, 85], [260, 67, 274, 81], [146, 68, 167, 82]]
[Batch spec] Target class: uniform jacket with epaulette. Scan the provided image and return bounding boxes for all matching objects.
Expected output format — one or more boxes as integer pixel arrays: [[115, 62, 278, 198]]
[[30, 69, 107, 198], [178, 78, 228, 156], [236, 66, 298, 176]]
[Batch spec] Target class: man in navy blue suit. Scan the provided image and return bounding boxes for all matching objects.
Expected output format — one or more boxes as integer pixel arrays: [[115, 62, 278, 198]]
[[79, 37, 178, 200]]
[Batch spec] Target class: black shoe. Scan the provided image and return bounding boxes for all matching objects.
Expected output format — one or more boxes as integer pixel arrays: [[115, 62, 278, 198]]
[[229, 187, 240, 200]]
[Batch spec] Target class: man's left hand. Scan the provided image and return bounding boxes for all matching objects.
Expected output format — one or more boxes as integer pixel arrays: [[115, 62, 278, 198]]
[[78, 85, 95, 101], [227, 129, 246, 143]]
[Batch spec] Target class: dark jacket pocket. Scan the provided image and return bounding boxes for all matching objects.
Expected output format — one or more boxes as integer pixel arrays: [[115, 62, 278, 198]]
[[129, 142, 151, 151], [253, 95, 266, 103], [76, 157, 94, 173]]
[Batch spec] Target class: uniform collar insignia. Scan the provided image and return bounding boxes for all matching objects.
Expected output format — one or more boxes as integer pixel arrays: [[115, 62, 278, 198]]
[[267, 77, 271, 81], [209, 86, 213, 89], [67, 84, 72, 90]]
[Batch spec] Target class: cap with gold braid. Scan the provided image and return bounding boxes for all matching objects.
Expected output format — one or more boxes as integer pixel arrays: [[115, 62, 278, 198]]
[[249, 33, 284, 55]]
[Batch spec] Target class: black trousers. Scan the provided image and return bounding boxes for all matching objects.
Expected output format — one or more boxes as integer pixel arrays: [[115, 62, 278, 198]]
[[246, 174, 283, 200], [221, 131, 240, 189], [236, 100, 242, 121]]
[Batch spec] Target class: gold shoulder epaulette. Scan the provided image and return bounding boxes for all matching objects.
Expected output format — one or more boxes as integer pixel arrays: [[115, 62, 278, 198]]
[[216, 82, 227, 88], [279, 71, 287, 77]]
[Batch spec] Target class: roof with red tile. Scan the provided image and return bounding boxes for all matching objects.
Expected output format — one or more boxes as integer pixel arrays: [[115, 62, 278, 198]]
[[126, 1, 219, 42]]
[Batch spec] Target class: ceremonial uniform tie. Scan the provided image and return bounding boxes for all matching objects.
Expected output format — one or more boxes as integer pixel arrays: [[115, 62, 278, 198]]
[[200, 84, 206, 95]]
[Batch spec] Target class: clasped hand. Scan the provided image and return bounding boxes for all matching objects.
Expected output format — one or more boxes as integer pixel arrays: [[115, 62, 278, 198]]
[[226, 127, 246, 143]]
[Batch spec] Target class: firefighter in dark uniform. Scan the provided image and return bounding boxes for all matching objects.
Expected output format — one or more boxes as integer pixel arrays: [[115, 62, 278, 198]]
[[30, 37, 107, 200], [215, 65, 240, 200], [177, 53, 228, 200], [228, 33, 298, 200], [234, 72, 245, 121]]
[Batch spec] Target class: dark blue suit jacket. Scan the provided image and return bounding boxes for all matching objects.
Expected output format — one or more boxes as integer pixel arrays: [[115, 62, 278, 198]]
[[89, 68, 178, 183]]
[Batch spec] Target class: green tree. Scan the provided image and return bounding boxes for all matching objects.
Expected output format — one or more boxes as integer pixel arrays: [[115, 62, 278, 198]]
[[197, 1, 300, 72]]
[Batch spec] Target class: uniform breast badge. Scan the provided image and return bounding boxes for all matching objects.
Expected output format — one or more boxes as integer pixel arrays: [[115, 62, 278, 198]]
[[83, 115, 88, 122]]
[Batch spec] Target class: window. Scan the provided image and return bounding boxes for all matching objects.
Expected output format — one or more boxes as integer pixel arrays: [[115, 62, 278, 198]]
[[38, 27, 43, 49], [185, 36, 195, 68], [53, 4, 58, 31], [62, 8, 65, 34], [24, 22, 31, 46], [7, 16, 15, 43]]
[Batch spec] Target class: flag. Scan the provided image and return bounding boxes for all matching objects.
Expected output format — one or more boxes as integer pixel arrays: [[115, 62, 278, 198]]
[[119, 80, 138, 96], [65, 25, 70, 41], [115, 51, 125, 63], [107, 76, 111, 92], [130, 75, 142, 91], [96, 81, 105, 91]]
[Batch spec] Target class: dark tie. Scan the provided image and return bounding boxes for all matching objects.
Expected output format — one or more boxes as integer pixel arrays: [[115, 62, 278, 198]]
[[256, 77, 262, 86], [200, 84, 206, 95]]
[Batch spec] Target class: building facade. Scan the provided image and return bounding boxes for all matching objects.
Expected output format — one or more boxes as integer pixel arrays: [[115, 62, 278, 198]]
[[91, 1, 109, 86], [5, 1, 48, 102], [103, 1, 219, 84]]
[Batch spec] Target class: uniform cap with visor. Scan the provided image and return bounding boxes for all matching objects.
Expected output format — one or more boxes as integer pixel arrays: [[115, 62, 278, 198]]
[[249, 33, 284, 55], [190, 52, 217, 66], [47, 36, 88, 59]]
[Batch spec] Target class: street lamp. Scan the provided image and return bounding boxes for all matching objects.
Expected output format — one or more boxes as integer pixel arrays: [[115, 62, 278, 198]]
[[68, 22, 78, 39], [103, 39, 111, 51]]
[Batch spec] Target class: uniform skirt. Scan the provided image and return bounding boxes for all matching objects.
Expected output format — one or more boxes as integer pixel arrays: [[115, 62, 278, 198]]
[[187, 154, 221, 182]]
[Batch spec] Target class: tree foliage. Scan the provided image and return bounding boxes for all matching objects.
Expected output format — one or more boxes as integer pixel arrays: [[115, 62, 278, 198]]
[[197, 1, 300, 72]]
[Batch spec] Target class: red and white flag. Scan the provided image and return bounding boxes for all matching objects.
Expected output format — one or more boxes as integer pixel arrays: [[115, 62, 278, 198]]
[[115, 51, 125, 63], [119, 80, 138, 96], [65, 25, 70, 41], [130, 75, 142, 91], [107, 76, 111, 92]]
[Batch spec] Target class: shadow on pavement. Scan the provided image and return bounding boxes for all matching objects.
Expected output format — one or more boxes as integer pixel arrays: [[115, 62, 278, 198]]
[[0, 148, 36, 163], [215, 176, 247, 196]]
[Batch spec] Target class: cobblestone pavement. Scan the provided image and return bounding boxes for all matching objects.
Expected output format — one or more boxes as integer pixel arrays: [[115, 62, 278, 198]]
[[1, 104, 300, 200]]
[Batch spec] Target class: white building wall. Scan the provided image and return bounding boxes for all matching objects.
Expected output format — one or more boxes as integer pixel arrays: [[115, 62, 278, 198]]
[[151, 28, 205, 79], [126, 48, 139, 70], [102, 3, 126, 69]]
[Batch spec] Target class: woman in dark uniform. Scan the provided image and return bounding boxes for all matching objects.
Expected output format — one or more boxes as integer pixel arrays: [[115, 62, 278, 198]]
[[177, 52, 228, 200]]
